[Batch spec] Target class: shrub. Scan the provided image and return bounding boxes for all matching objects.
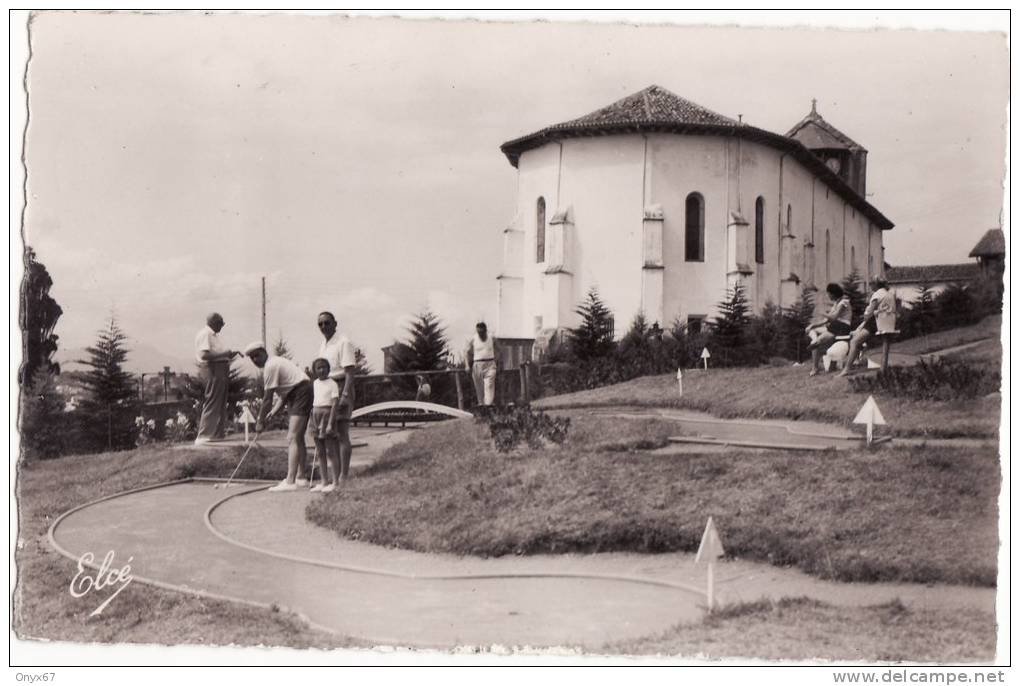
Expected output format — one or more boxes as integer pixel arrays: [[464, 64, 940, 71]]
[[708, 283, 760, 367], [932, 284, 980, 330], [481, 406, 570, 453], [848, 358, 1000, 401], [568, 287, 615, 361]]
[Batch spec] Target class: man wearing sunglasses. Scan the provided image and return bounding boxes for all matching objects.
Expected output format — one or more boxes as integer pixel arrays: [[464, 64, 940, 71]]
[[315, 311, 357, 484]]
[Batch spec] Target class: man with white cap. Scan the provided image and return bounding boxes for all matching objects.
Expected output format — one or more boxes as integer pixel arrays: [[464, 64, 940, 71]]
[[194, 312, 239, 446], [244, 341, 312, 492]]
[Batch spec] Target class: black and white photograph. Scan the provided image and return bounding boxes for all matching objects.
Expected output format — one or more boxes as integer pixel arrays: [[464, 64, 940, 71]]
[[10, 10, 1010, 671]]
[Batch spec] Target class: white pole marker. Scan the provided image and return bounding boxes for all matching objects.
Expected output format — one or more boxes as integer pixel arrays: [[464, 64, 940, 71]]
[[676, 368, 683, 397], [701, 347, 711, 370], [853, 395, 887, 446], [239, 405, 256, 444], [695, 516, 726, 611]]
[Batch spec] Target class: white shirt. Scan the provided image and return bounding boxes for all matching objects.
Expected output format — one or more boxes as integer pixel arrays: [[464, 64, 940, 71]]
[[313, 378, 340, 407], [864, 287, 898, 333], [195, 325, 226, 366], [468, 333, 495, 362], [263, 355, 307, 392], [318, 332, 357, 381]]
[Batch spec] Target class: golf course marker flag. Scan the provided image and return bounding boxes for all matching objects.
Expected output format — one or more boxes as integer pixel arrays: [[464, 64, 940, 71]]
[[696, 516, 725, 611], [239, 405, 256, 444], [853, 395, 886, 446], [676, 368, 683, 397], [701, 347, 710, 370]]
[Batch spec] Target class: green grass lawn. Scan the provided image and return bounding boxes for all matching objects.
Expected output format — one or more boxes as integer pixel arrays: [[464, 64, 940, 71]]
[[532, 316, 1002, 439], [609, 597, 995, 662], [893, 315, 1001, 356], [307, 414, 1000, 586], [15, 445, 350, 648], [533, 364, 1000, 439]]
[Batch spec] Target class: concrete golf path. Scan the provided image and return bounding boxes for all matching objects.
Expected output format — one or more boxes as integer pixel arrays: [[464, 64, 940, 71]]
[[49, 480, 994, 650], [49, 411, 996, 649]]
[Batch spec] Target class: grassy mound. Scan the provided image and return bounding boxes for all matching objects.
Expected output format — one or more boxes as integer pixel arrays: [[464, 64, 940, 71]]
[[533, 365, 1000, 439], [307, 414, 1000, 586], [15, 445, 346, 648], [609, 597, 995, 661]]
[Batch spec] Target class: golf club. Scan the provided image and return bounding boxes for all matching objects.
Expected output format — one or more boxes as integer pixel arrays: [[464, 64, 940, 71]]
[[214, 431, 262, 490]]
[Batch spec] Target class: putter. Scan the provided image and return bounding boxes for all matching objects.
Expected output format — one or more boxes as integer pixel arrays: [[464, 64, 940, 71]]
[[214, 431, 262, 490]]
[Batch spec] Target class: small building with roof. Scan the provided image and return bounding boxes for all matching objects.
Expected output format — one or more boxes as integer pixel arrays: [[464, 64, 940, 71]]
[[969, 228, 1005, 279], [885, 228, 1004, 303], [495, 85, 894, 342]]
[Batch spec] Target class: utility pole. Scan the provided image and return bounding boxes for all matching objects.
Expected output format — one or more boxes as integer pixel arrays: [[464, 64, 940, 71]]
[[261, 276, 267, 347]]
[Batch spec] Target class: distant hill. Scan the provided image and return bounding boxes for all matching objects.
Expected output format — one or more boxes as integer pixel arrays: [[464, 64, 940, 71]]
[[55, 341, 197, 376]]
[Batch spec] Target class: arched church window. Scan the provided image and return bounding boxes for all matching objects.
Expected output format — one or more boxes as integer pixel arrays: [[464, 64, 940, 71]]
[[536, 197, 546, 263], [851, 246, 856, 272], [755, 196, 765, 264], [685, 193, 704, 262]]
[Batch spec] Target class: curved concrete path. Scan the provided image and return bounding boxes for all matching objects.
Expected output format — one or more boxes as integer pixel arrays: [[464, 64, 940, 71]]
[[50, 478, 994, 651], [49, 481, 705, 649]]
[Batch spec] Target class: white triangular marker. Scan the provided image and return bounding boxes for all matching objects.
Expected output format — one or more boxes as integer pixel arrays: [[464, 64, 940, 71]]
[[853, 395, 887, 445], [696, 516, 725, 563], [701, 347, 710, 369], [696, 517, 725, 612], [239, 406, 256, 443]]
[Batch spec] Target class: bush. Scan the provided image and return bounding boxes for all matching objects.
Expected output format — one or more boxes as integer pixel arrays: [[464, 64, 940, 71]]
[[481, 406, 570, 453], [848, 358, 1000, 401]]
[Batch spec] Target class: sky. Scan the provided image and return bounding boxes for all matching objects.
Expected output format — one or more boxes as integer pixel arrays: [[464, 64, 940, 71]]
[[21, 11, 1009, 373]]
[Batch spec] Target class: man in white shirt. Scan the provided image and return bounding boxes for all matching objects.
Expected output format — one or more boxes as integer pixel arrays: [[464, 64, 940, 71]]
[[245, 342, 313, 492], [316, 311, 357, 483], [465, 322, 499, 408], [194, 313, 238, 445]]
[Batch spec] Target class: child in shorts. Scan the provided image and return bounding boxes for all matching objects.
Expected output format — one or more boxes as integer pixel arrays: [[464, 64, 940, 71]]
[[310, 358, 341, 493]]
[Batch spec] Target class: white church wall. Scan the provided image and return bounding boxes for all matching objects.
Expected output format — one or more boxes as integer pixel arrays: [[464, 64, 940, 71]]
[[506, 132, 887, 339], [556, 134, 646, 331], [515, 143, 564, 337], [650, 134, 731, 327]]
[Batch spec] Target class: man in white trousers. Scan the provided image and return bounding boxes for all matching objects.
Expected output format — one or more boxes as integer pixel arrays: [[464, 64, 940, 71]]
[[465, 322, 499, 408]]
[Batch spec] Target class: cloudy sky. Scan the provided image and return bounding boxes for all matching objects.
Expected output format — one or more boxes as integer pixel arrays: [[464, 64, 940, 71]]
[[21, 12, 1008, 372]]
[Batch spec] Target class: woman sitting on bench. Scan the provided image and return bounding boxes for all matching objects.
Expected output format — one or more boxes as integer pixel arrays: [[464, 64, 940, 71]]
[[837, 276, 897, 377], [806, 282, 853, 376]]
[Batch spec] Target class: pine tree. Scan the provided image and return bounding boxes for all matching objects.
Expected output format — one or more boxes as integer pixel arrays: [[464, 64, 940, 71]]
[[19, 369, 69, 459], [840, 268, 869, 330], [19, 247, 63, 386], [568, 287, 616, 361], [708, 283, 755, 366], [912, 281, 937, 337], [76, 316, 137, 452], [272, 330, 292, 360], [354, 347, 373, 375], [782, 287, 816, 363], [399, 310, 450, 372]]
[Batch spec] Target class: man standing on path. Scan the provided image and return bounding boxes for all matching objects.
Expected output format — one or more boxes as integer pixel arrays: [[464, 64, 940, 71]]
[[316, 312, 357, 484], [194, 313, 238, 446], [465, 322, 499, 408], [245, 342, 312, 492]]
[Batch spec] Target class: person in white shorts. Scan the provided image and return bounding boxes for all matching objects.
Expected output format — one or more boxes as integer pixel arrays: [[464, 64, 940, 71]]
[[245, 342, 312, 492], [309, 357, 340, 493]]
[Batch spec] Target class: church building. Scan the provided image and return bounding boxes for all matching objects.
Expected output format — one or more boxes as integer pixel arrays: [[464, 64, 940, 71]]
[[495, 85, 894, 344]]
